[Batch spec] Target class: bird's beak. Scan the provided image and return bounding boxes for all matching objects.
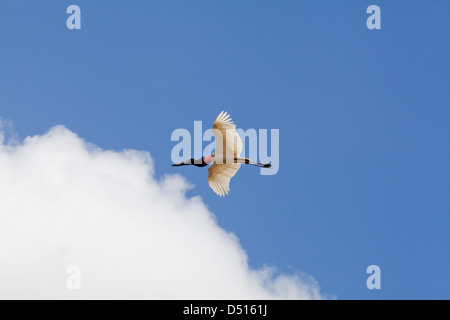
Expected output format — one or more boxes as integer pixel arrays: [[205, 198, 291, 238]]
[[172, 159, 193, 166], [171, 162, 187, 166]]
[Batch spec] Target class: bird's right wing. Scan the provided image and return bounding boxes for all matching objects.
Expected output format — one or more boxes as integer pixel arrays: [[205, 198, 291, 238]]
[[208, 163, 241, 197], [212, 111, 243, 162]]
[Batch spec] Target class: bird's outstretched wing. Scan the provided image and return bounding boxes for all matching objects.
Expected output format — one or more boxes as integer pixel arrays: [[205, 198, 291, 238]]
[[212, 111, 243, 163], [208, 163, 241, 197]]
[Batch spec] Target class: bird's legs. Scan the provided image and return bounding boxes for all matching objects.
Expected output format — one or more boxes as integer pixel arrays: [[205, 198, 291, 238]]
[[235, 158, 272, 168]]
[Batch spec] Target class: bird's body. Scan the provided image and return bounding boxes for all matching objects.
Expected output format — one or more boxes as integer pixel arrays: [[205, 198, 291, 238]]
[[172, 111, 271, 197]]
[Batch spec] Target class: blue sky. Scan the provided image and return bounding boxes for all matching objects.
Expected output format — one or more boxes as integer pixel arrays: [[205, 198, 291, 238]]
[[1, 0, 449, 299]]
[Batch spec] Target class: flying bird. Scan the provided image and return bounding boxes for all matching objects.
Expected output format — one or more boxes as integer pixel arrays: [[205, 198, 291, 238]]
[[172, 111, 271, 197]]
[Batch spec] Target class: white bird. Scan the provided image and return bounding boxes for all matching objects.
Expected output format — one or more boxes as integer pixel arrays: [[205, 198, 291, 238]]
[[172, 111, 271, 197]]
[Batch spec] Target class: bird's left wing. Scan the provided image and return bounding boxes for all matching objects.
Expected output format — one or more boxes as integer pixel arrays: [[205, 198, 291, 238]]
[[208, 163, 241, 197]]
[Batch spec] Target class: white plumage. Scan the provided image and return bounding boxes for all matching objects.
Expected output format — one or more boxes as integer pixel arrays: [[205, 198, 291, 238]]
[[208, 111, 243, 197]]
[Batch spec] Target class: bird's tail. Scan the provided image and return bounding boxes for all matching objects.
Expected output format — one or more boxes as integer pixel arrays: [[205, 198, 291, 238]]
[[235, 157, 272, 168]]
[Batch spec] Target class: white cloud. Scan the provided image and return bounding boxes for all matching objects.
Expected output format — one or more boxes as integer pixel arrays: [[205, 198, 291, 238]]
[[0, 123, 325, 299]]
